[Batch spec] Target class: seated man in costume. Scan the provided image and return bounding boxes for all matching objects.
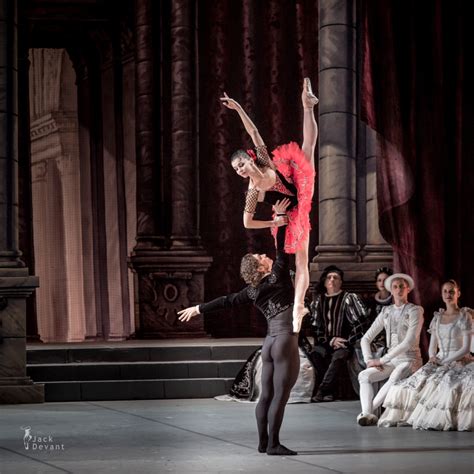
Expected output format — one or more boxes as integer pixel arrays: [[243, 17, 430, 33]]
[[357, 272, 423, 426], [309, 265, 370, 402]]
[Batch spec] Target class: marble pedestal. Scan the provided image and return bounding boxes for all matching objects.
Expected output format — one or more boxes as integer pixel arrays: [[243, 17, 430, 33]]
[[0, 268, 43, 404], [129, 249, 213, 339]]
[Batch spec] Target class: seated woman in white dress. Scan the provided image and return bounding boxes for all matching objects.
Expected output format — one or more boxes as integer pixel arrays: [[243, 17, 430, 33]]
[[378, 279, 473, 431]]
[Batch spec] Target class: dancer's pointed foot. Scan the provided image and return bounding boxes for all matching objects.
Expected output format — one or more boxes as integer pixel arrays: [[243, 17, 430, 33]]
[[302, 77, 319, 107], [267, 444, 298, 456], [292, 305, 309, 333]]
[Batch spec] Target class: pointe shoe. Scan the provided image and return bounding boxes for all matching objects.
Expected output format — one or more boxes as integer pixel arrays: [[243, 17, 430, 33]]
[[292, 306, 309, 333], [303, 77, 319, 106]]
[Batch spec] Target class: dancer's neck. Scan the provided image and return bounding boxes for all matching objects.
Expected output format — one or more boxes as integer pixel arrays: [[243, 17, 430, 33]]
[[249, 168, 274, 190], [444, 303, 460, 315], [326, 289, 342, 297], [393, 298, 408, 307], [376, 289, 390, 300]]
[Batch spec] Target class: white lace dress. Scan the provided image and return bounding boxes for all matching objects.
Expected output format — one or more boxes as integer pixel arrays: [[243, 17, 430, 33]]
[[378, 308, 473, 431]]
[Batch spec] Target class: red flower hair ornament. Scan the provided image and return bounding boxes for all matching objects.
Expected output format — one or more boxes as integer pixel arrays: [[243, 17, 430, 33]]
[[246, 149, 257, 162]]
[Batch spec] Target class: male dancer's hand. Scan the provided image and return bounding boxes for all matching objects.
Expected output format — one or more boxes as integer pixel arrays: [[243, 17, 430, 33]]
[[272, 198, 291, 227], [272, 215, 288, 227], [177, 305, 200, 322], [273, 198, 291, 214]]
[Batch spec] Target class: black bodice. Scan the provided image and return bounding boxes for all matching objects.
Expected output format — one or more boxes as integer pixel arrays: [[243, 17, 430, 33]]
[[263, 170, 298, 211]]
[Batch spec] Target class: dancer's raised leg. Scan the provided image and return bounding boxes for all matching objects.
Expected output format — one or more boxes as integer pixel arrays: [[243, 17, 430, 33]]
[[301, 77, 318, 165], [293, 77, 318, 332], [293, 237, 310, 333]]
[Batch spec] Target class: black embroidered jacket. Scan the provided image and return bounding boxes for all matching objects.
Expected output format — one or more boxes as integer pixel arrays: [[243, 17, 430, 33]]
[[310, 291, 370, 346], [199, 226, 293, 321]]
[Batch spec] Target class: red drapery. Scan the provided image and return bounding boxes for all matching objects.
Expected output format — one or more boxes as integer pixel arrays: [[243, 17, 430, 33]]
[[361, 0, 474, 318]]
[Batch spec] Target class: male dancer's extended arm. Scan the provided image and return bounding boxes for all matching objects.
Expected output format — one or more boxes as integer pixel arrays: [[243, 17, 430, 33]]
[[177, 287, 252, 322]]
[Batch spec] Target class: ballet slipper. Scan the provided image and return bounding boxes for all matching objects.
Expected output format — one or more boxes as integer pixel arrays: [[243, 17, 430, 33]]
[[303, 77, 319, 107], [257, 444, 267, 453], [267, 444, 297, 456], [292, 305, 309, 333]]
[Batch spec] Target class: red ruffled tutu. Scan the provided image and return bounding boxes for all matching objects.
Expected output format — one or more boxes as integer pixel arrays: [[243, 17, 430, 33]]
[[270, 142, 315, 253]]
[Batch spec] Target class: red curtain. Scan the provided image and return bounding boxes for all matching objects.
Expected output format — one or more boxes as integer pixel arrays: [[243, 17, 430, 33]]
[[361, 0, 474, 318], [198, 0, 318, 336]]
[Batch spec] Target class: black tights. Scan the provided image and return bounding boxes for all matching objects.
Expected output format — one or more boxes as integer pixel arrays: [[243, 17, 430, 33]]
[[255, 333, 299, 452]]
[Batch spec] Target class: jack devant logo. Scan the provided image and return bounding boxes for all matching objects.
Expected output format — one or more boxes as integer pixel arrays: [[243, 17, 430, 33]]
[[20, 426, 65, 451]]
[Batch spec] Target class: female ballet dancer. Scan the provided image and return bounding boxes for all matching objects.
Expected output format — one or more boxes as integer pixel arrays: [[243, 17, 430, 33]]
[[219, 78, 318, 333]]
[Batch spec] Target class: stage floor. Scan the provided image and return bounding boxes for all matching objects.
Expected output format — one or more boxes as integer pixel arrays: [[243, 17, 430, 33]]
[[0, 399, 472, 473]]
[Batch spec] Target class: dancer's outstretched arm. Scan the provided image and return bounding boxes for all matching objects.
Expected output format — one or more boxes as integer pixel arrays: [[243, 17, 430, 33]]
[[178, 286, 252, 322], [220, 93, 265, 148]]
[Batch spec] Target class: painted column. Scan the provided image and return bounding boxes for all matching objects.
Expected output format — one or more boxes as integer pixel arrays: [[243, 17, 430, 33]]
[[129, 0, 212, 338], [56, 148, 87, 342], [0, 0, 42, 404], [311, 0, 392, 294], [74, 56, 99, 340], [315, 0, 358, 265], [120, 28, 137, 335]]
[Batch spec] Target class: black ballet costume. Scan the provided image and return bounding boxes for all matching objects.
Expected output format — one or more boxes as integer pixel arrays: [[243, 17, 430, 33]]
[[199, 227, 299, 455], [244, 172, 298, 224], [263, 170, 298, 209]]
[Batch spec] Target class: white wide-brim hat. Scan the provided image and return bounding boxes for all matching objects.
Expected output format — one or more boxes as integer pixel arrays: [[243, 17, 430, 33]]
[[384, 273, 415, 292]]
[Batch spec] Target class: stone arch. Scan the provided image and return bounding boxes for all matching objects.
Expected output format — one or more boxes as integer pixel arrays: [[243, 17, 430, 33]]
[[29, 43, 137, 342], [30, 48, 87, 342]]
